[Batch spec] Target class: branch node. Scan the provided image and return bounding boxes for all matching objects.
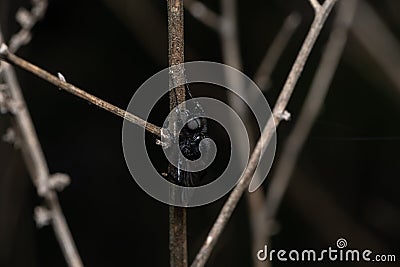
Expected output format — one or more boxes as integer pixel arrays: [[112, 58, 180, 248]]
[[16, 8, 34, 28], [277, 110, 291, 121], [309, 0, 322, 11], [159, 127, 172, 148], [34, 206, 52, 228], [48, 173, 71, 192], [0, 43, 9, 59], [6, 98, 24, 114]]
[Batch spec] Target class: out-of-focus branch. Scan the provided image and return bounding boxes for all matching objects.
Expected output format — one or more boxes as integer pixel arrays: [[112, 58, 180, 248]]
[[8, 0, 48, 53], [0, 9, 84, 265], [286, 171, 398, 267], [189, 2, 300, 266], [351, 1, 400, 94], [0, 46, 161, 137], [190, 1, 338, 266], [309, 0, 322, 11], [185, 0, 220, 32], [264, 0, 358, 237], [102, 0, 168, 65], [254, 13, 301, 92], [216, 1, 265, 266]]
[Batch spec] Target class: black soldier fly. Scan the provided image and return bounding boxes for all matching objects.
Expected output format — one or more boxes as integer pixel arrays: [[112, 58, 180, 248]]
[[164, 84, 209, 187]]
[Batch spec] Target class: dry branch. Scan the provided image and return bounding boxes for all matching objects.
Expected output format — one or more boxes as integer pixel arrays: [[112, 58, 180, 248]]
[[259, 4, 359, 266], [351, 1, 400, 94], [0, 46, 161, 137], [190, 1, 338, 266], [167, 0, 187, 267], [0, 1, 84, 264], [264, 0, 358, 227]]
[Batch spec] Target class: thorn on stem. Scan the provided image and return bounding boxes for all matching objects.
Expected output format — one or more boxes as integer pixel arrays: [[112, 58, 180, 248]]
[[57, 72, 66, 91], [57, 72, 66, 82]]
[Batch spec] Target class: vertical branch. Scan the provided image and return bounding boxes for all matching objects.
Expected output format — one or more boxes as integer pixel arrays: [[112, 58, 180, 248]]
[[168, 0, 186, 106], [167, 1, 187, 267]]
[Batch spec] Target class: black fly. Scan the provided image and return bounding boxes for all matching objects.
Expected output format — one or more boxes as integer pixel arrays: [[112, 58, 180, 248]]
[[166, 85, 209, 187]]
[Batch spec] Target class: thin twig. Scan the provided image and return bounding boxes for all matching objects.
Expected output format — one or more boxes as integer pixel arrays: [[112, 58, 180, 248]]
[[167, 0, 187, 267], [247, 14, 301, 267], [217, 1, 267, 267], [264, 0, 358, 243], [45, 191, 84, 267], [0, 26, 84, 267], [8, 0, 48, 53], [190, 1, 338, 266], [0, 46, 161, 137]]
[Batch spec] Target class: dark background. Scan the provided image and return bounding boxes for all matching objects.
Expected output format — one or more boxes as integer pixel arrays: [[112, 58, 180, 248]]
[[0, 0, 399, 266]]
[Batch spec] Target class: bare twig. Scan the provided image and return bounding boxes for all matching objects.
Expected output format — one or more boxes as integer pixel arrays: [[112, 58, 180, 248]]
[[0, 26, 84, 267], [264, 0, 358, 240], [238, 21, 302, 254], [217, 1, 266, 266], [167, 0, 187, 267], [0, 46, 161, 137], [9, 0, 48, 53], [190, 1, 338, 266], [45, 191, 83, 267]]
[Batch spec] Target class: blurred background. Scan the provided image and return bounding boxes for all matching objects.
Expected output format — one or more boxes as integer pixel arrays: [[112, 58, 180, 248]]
[[0, 0, 399, 266]]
